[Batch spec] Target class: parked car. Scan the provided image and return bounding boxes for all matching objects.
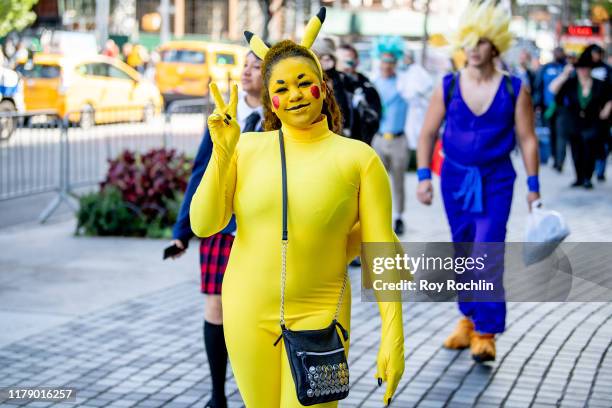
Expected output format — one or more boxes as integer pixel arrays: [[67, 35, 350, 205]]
[[0, 67, 25, 140], [155, 41, 247, 105], [16, 53, 163, 128]]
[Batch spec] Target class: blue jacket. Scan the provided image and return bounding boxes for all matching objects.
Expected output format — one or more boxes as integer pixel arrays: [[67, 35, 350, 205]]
[[534, 61, 566, 109], [172, 126, 236, 243]]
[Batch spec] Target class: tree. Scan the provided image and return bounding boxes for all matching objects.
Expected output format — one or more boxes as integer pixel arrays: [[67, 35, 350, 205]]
[[257, 0, 286, 42], [0, 0, 39, 38], [420, 0, 432, 68]]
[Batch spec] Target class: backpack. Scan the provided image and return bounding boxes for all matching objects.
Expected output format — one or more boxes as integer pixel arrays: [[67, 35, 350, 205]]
[[352, 76, 382, 145]]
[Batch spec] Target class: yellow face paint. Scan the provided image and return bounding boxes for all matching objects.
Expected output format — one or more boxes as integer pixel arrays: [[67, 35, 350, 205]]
[[268, 57, 326, 129]]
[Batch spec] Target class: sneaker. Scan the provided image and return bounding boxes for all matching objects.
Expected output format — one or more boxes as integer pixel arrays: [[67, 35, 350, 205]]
[[583, 180, 594, 189], [597, 174, 606, 182], [443, 317, 474, 349], [349, 257, 361, 267], [470, 332, 496, 362], [394, 219, 404, 235]]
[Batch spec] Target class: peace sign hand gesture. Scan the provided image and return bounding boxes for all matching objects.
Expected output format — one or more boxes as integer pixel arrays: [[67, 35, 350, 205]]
[[208, 82, 240, 157]]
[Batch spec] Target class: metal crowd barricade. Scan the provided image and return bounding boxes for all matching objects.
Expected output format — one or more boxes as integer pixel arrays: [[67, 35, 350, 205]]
[[65, 104, 167, 190], [0, 111, 62, 202], [163, 97, 211, 154], [1, 100, 214, 223]]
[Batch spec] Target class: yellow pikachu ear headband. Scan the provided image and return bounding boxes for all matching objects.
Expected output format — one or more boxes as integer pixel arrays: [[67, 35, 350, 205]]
[[244, 7, 326, 79], [451, 0, 513, 54]]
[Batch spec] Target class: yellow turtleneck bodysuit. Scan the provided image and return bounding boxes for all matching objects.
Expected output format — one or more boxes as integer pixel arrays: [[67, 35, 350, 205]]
[[190, 116, 403, 407]]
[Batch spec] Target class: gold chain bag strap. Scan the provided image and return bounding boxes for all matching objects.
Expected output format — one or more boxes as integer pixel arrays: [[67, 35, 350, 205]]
[[272, 129, 350, 405]]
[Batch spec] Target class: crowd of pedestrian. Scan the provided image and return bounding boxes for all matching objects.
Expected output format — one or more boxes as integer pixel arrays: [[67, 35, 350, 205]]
[[519, 44, 611, 188], [305, 35, 612, 199]]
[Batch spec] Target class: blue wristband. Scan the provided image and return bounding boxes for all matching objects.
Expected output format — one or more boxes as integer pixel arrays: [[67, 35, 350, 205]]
[[417, 168, 432, 181], [527, 175, 539, 193]]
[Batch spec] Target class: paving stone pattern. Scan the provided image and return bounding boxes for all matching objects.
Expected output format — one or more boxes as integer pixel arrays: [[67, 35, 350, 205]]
[[1, 158, 611, 407], [1, 279, 611, 407]]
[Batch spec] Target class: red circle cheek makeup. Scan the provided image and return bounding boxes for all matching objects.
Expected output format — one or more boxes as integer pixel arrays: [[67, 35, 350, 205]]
[[272, 96, 280, 109], [310, 85, 320, 99]]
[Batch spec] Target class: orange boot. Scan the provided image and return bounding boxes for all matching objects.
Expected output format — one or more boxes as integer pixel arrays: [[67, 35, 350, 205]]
[[470, 332, 496, 362], [443, 317, 474, 349]]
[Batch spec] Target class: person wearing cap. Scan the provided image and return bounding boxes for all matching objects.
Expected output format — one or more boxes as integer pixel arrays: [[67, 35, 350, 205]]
[[549, 50, 611, 189], [416, 0, 540, 363], [169, 50, 264, 408], [534, 47, 567, 171], [372, 37, 409, 235], [311, 38, 355, 138]]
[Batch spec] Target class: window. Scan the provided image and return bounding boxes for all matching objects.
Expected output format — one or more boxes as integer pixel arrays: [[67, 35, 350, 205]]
[[108, 65, 133, 81], [75, 64, 88, 76], [83, 63, 109, 77], [16, 64, 61, 79], [161, 50, 206, 64], [215, 53, 235, 65]]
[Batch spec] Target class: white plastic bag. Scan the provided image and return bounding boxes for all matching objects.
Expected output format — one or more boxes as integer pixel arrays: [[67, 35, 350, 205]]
[[523, 200, 570, 266]]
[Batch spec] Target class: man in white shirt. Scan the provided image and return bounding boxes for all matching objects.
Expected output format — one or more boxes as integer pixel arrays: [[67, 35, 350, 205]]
[[397, 50, 434, 153]]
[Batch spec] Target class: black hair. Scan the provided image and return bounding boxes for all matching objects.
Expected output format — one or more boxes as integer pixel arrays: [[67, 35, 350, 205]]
[[338, 44, 358, 59]]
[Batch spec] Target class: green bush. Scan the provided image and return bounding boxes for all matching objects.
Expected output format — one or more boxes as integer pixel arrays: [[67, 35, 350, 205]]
[[76, 148, 191, 238]]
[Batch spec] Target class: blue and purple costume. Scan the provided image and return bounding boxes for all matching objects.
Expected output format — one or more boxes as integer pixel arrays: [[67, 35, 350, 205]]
[[440, 72, 522, 334]]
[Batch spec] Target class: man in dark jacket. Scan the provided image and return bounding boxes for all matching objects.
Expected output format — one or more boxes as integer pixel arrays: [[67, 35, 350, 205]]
[[534, 47, 567, 171], [583, 44, 612, 180], [337, 43, 383, 145], [312, 38, 356, 138], [584, 44, 612, 84]]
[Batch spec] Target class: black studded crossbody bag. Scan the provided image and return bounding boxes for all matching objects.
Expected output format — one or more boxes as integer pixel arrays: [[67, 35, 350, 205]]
[[272, 129, 350, 406]]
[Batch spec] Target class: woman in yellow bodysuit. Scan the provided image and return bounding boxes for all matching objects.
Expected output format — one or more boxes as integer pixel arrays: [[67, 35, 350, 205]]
[[190, 8, 404, 407]]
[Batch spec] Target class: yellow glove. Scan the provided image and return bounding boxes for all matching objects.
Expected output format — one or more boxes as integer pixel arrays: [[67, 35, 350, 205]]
[[348, 223, 405, 405], [375, 301, 405, 406], [373, 233, 405, 406], [208, 82, 240, 159]]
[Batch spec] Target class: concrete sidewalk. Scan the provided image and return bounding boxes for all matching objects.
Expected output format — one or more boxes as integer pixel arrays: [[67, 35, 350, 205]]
[[0, 218, 198, 348], [0, 157, 611, 407]]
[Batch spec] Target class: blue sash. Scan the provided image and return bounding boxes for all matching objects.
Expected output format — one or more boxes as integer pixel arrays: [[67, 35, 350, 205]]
[[446, 157, 483, 213]]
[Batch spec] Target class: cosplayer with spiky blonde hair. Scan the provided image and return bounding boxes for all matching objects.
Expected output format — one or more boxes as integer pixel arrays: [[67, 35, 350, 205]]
[[190, 7, 405, 407], [451, 0, 513, 55], [416, 0, 540, 362]]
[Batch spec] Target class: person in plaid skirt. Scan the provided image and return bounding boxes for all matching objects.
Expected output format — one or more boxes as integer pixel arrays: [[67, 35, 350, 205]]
[[169, 50, 264, 408]]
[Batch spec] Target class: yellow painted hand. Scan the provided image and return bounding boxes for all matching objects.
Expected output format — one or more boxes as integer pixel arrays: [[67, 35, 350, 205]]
[[375, 304, 405, 406], [208, 82, 240, 158]]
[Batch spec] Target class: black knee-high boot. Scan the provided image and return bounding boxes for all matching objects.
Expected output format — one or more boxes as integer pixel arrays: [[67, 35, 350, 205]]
[[204, 321, 228, 408]]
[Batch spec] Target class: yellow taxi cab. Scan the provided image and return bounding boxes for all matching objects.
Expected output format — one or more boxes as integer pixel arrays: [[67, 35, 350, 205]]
[[155, 41, 247, 104], [17, 53, 163, 127], [207, 43, 246, 92]]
